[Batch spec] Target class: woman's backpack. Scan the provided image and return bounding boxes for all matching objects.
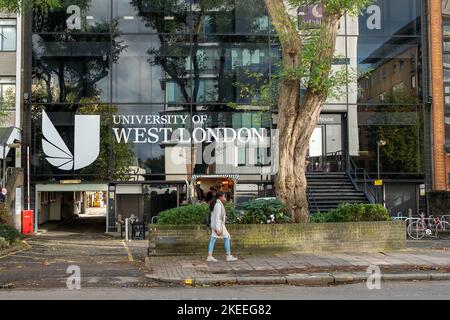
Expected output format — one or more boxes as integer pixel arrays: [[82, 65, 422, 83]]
[[205, 212, 211, 229]]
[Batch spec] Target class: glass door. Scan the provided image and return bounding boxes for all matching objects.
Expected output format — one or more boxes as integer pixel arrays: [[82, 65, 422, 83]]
[[308, 126, 324, 171]]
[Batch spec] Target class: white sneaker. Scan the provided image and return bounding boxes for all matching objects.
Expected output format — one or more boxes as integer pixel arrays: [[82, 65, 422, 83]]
[[226, 255, 238, 262], [206, 256, 218, 262]]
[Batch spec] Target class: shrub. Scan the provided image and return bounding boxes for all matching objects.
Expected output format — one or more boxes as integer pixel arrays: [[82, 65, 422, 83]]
[[0, 236, 9, 249], [310, 203, 390, 223], [156, 200, 289, 225], [157, 204, 210, 225], [0, 224, 20, 245], [224, 202, 240, 224], [239, 199, 290, 224]]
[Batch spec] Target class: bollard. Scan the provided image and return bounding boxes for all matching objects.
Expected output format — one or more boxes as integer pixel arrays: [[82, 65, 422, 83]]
[[125, 218, 129, 242]]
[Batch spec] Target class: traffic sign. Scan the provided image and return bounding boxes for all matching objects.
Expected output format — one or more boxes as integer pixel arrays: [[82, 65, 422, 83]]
[[1, 188, 7, 195]]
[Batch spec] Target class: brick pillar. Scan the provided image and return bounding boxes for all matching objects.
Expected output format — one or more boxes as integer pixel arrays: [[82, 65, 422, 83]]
[[429, 0, 448, 190]]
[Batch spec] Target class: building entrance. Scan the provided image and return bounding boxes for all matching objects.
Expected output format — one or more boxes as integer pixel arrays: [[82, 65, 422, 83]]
[[35, 184, 108, 234], [308, 114, 345, 172]]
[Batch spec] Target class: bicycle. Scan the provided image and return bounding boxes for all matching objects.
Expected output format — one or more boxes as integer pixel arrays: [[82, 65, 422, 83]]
[[407, 214, 450, 240], [429, 216, 450, 238]]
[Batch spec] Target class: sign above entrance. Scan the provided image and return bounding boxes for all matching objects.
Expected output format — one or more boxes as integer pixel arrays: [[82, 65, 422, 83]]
[[60, 180, 82, 184], [318, 115, 342, 125]]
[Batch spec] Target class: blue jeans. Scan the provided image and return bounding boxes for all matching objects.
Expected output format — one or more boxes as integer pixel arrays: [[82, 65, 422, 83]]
[[208, 237, 230, 256]]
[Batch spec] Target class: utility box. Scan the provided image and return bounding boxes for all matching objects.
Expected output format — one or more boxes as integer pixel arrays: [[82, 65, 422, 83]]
[[21, 210, 34, 234]]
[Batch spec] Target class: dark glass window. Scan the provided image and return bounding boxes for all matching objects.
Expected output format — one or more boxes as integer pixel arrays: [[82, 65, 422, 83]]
[[34, 0, 111, 33], [356, 36, 421, 104], [358, 0, 421, 37], [112, 35, 165, 104], [355, 105, 424, 177], [29, 0, 425, 181], [32, 34, 112, 103]]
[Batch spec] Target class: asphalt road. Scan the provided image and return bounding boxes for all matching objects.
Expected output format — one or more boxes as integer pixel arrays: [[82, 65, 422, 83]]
[[0, 281, 449, 300], [0, 217, 155, 289]]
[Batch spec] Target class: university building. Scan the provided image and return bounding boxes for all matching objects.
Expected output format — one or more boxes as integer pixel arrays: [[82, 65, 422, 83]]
[[1, 0, 443, 233]]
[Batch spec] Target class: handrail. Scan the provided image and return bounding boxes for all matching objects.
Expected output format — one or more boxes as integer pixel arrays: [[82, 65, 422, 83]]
[[307, 150, 346, 172], [345, 152, 378, 204], [307, 187, 320, 214]]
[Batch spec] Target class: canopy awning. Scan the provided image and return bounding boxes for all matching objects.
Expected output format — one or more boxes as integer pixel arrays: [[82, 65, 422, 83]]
[[0, 127, 21, 159], [191, 174, 240, 181]]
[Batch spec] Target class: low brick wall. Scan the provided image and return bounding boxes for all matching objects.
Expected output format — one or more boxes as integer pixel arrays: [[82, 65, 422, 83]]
[[148, 221, 406, 256]]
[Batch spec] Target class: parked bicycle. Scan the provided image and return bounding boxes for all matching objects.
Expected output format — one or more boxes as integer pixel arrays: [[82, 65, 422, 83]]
[[407, 213, 450, 240]]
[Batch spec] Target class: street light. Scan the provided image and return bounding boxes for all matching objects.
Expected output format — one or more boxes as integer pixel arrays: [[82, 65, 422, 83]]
[[377, 140, 386, 180], [376, 140, 386, 205]]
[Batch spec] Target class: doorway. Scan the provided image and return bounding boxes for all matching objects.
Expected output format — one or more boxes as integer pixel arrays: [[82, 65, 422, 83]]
[[35, 184, 108, 234], [308, 114, 344, 172]]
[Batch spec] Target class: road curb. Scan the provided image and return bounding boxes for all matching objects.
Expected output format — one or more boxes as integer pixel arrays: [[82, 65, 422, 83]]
[[145, 272, 450, 287]]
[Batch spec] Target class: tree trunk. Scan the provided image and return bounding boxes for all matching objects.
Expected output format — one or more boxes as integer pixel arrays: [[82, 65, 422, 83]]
[[264, 0, 341, 223]]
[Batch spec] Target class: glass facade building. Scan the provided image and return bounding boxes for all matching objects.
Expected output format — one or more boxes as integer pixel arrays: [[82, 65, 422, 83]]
[[26, 0, 427, 229]]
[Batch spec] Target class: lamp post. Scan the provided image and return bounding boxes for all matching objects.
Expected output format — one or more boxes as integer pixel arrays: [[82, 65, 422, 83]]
[[377, 140, 386, 205]]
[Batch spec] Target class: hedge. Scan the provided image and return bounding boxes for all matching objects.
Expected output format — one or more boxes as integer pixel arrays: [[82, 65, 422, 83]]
[[156, 199, 288, 225], [310, 203, 390, 223]]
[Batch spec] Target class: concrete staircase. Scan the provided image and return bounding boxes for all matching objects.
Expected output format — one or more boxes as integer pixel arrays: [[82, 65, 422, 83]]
[[307, 172, 369, 213]]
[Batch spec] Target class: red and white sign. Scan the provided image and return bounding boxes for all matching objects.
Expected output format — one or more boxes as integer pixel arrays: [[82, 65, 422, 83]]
[[1, 188, 7, 195]]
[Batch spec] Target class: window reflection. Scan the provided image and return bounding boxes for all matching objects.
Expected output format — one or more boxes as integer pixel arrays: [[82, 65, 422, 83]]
[[32, 34, 113, 103], [112, 35, 165, 104], [34, 0, 111, 33], [355, 105, 424, 177], [30, 0, 426, 179]]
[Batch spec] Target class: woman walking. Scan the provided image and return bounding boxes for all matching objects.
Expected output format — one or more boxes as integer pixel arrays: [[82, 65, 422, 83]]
[[206, 192, 238, 262]]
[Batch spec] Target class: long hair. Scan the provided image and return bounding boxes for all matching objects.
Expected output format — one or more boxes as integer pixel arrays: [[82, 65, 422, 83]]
[[209, 192, 224, 212]]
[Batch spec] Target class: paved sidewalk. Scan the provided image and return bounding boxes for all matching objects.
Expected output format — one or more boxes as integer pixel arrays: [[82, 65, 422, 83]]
[[145, 250, 450, 286]]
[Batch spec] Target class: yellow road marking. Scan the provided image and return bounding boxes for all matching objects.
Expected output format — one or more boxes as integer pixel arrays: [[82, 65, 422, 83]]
[[121, 241, 134, 262]]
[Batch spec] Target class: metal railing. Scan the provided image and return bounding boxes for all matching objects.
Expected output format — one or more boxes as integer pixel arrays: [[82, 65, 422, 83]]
[[345, 152, 378, 204], [307, 151, 346, 173], [307, 187, 320, 214]]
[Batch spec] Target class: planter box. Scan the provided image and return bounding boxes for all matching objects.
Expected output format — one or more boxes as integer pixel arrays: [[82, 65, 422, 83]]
[[148, 221, 406, 256]]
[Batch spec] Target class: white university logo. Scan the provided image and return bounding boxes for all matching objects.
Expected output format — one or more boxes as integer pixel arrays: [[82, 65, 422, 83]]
[[42, 111, 100, 171]]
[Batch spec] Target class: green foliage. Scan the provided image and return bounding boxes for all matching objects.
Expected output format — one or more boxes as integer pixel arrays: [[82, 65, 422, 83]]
[[156, 200, 289, 225], [310, 203, 390, 223], [0, 0, 61, 13], [157, 204, 210, 225], [238, 199, 290, 224], [0, 224, 21, 245], [223, 202, 240, 224], [288, 0, 372, 16], [0, 236, 8, 249], [371, 90, 424, 174]]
